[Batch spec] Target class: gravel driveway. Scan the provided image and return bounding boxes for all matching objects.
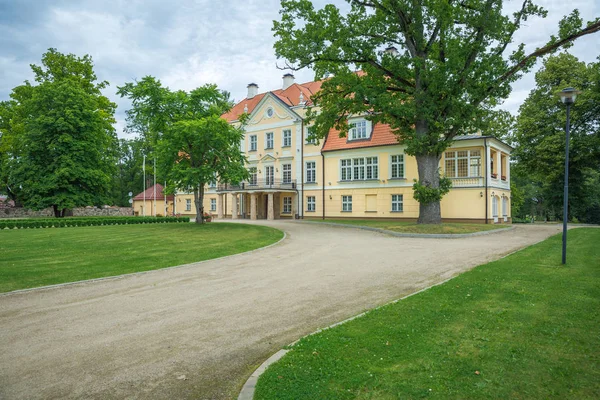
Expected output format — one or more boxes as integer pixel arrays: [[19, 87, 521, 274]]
[[0, 221, 561, 399]]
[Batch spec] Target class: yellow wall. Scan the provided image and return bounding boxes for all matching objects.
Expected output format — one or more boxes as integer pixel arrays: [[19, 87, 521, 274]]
[[132, 200, 173, 217]]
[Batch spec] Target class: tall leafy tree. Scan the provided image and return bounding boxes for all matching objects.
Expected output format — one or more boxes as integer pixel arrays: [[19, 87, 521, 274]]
[[0, 49, 117, 217], [512, 53, 600, 222], [272, 0, 600, 223], [109, 138, 148, 207], [118, 78, 248, 223]]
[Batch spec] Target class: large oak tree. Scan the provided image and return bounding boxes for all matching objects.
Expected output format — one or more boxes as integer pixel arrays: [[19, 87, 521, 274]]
[[118, 77, 248, 223], [273, 0, 600, 223]]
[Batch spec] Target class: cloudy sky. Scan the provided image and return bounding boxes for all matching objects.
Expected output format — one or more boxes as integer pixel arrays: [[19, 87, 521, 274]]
[[1, 0, 598, 138]]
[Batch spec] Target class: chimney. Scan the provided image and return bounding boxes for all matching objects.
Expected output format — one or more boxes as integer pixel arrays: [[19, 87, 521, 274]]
[[384, 46, 399, 57], [282, 73, 295, 90], [247, 83, 258, 99]]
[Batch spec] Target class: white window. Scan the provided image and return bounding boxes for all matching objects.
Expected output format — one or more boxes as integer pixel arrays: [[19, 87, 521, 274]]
[[342, 195, 352, 212], [250, 135, 257, 151], [445, 150, 481, 178], [366, 157, 378, 179], [391, 194, 403, 212], [210, 198, 216, 211], [349, 120, 368, 140], [391, 155, 404, 179], [306, 161, 316, 183], [307, 196, 316, 212], [340, 157, 379, 181], [306, 127, 318, 145], [249, 167, 257, 185], [185, 199, 191, 211], [353, 158, 365, 180], [209, 173, 217, 188], [341, 159, 352, 181], [282, 130, 292, 147], [265, 132, 274, 149], [282, 164, 292, 184], [265, 166, 274, 185], [283, 196, 292, 214]]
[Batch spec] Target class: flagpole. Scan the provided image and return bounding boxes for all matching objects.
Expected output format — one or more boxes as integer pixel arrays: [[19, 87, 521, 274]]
[[153, 158, 156, 217], [143, 154, 146, 217]]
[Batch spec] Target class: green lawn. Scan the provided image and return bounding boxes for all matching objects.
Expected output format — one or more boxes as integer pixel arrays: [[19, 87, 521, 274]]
[[256, 228, 600, 399], [0, 223, 283, 293], [312, 218, 509, 234]]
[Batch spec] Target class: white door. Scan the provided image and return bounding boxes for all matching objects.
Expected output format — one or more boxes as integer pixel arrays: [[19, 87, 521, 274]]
[[492, 196, 499, 223], [502, 197, 508, 222]]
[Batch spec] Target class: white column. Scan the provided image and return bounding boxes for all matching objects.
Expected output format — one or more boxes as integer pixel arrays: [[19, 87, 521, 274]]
[[267, 193, 275, 220], [232, 193, 238, 220], [250, 194, 257, 220], [217, 193, 224, 219]]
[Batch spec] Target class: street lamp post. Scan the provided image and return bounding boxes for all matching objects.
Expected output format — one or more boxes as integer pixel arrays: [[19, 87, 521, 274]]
[[559, 87, 579, 265]]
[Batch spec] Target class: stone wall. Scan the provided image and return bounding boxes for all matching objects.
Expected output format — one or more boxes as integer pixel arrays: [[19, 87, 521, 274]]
[[0, 207, 134, 219]]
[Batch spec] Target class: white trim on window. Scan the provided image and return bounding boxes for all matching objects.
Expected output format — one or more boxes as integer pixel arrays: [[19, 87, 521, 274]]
[[306, 127, 318, 145], [340, 157, 378, 181], [348, 119, 371, 140], [282, 129, 292, 147], [249, 135, 257, 151], [390, 154, 405, 179], [265, 132, 274, 149], [282, 164, 292, 183], [342, 195, 353, 212], [283, 196, 292, 214], [305, 161, 316, 183], [306, 196, 316, 212], [391, 194, 403, 212], [210, 198, 216, 212]]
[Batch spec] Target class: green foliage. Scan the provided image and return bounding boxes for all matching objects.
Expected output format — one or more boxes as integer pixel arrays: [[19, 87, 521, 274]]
[[511, 53, 600, 222], [109, 137, 149, 207], [118, 78, 248, 223], [412, 174, 452, 205], [0, 49, 118, 216], [272, 0, 600, 223], [0, 216, 190, 230]]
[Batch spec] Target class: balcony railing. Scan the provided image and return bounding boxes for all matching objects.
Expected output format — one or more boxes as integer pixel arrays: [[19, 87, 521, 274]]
[[449, 177, 484, 187], [217, 178, 297, 192]]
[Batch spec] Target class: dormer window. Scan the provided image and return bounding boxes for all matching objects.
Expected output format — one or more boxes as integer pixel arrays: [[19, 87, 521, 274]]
[[349, 119, 369, 140]]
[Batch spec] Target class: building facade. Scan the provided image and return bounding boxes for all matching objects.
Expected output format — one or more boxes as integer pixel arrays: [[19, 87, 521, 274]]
[[176, 74, 512, 223]]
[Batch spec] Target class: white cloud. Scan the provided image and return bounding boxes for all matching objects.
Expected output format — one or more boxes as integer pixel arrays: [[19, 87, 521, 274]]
[[1, 0, 598, 137]]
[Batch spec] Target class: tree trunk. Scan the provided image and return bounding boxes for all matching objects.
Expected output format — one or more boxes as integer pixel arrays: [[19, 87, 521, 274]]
[[52, 205, 67, 218], [194, 184, 205, 224], [416, 154, 442, 224]]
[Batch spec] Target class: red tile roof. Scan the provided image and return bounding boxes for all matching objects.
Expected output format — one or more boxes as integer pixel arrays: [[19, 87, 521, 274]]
[[222, 80, 324, 122], [133, 184, 174, 201], [322, 123, 399, 152]]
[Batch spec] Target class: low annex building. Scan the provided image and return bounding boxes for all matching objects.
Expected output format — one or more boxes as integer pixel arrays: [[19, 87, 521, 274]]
[[132, 183, 174, 217], [175, 74, 512, 223]]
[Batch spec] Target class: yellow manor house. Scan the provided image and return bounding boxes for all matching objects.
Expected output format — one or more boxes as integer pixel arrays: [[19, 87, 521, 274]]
[[175, 74, 512, 224]]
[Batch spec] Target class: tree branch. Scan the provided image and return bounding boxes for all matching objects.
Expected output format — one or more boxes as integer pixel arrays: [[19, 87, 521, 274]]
[[486, 20, 600, 98]]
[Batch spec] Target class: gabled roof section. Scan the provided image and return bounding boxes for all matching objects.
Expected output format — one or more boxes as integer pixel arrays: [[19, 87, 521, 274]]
[[133, 184, 174, 201], [222, 79, 325, 123], [244, 92, 303, 125], [322, 122, 399, 152]]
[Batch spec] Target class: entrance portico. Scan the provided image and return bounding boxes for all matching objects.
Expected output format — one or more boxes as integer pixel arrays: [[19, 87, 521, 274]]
[[217, 179, 297, 220]]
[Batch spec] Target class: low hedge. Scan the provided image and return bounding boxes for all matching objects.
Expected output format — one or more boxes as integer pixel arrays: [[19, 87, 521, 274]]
[[0, 216, 190, 230]]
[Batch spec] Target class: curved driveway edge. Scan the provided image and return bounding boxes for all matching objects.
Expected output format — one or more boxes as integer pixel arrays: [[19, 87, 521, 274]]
[[237, 228, 528, 399], [0, 229, 287, 297], [298, 220, 514, 238], [0, 221, 562, 400]]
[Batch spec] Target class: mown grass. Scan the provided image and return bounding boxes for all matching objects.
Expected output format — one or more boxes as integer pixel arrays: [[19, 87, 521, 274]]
[[256, 228, 600, 399], [313, 218, 508, 234], [0, 223, 283, 293]]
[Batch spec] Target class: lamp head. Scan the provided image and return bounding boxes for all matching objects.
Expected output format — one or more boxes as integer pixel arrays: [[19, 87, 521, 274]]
[[559, 87, 579, 105]]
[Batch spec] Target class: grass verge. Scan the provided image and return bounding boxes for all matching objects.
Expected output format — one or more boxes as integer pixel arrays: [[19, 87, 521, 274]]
[[0, 223, 283, 293], [311, 218, 509, 234], [255, 228, 600, 399]]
